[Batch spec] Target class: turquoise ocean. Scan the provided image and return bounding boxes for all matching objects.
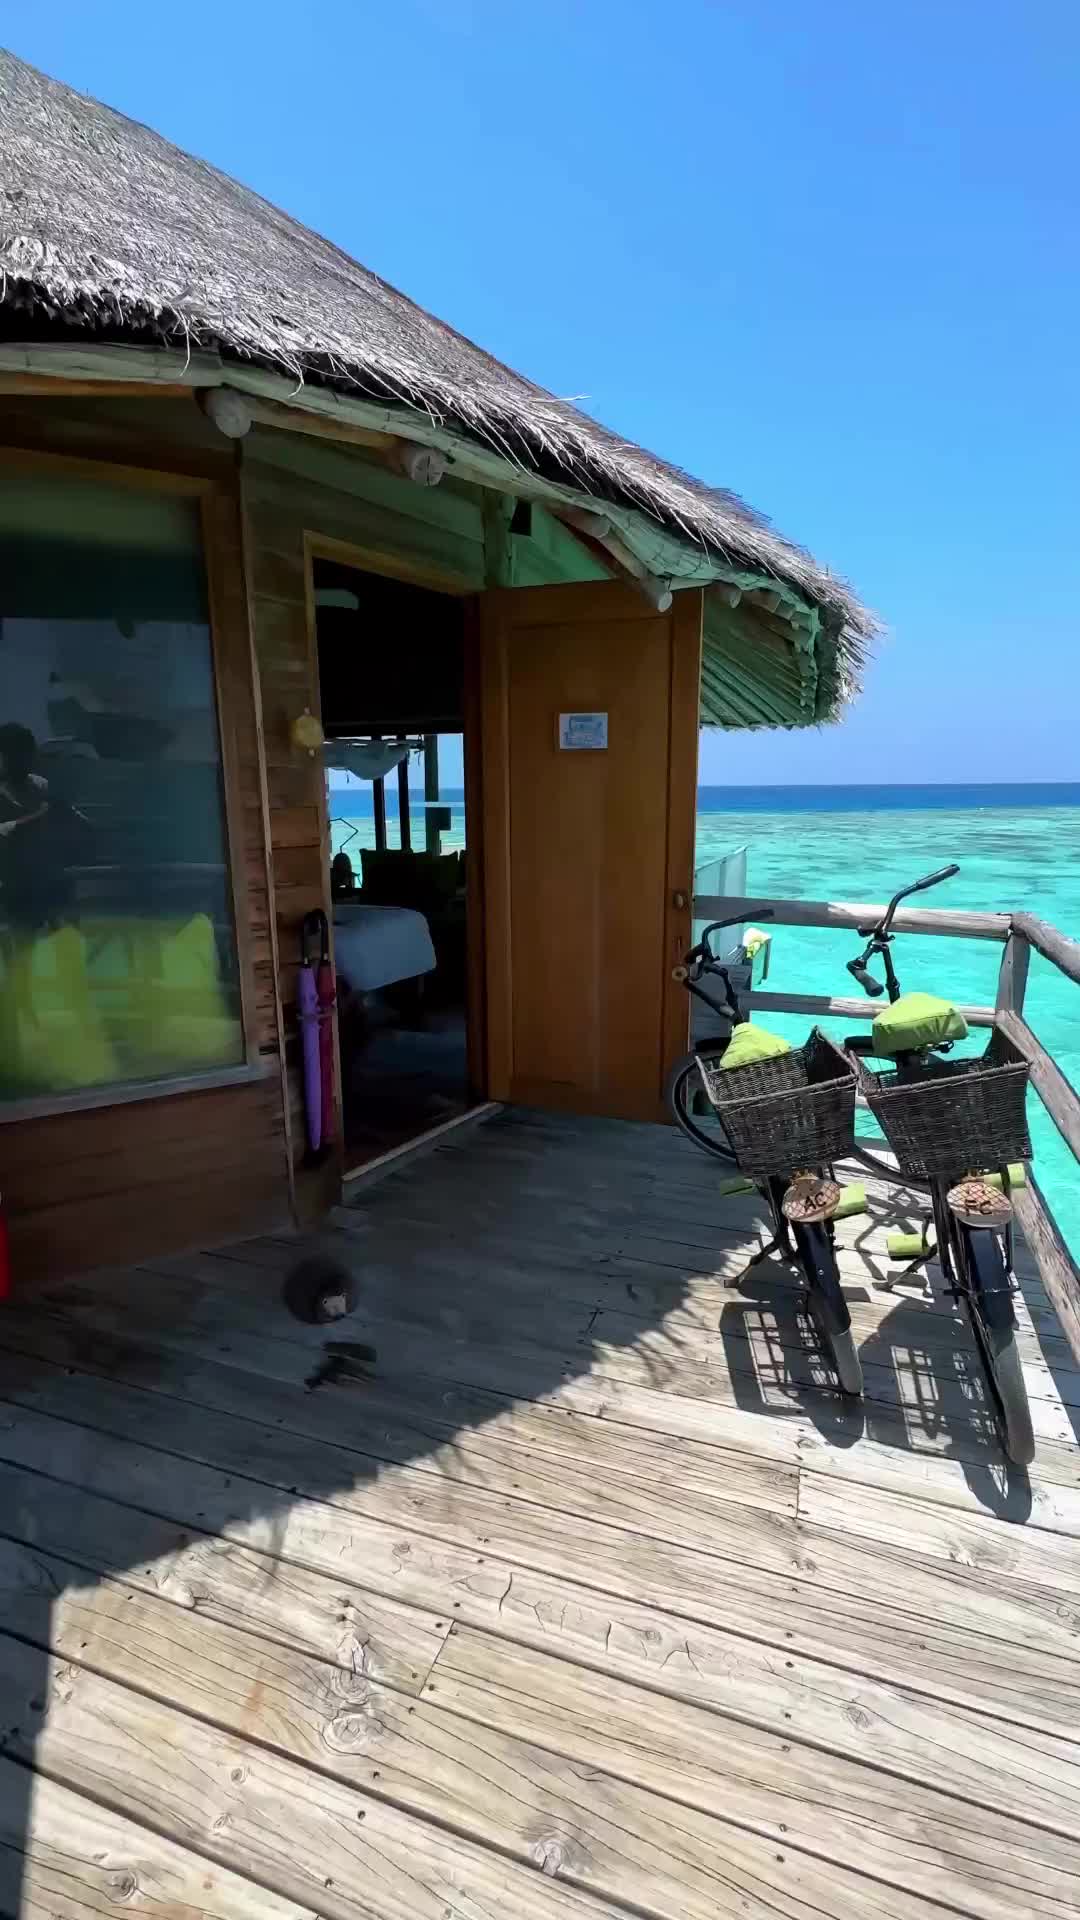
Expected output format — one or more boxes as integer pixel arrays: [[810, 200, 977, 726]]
[[331, 782, 1080, 1249]]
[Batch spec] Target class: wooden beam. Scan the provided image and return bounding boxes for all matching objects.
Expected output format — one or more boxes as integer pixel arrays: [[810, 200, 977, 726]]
[[371, 733, 388, 852], [0, 375, 198, 398], [557, 503, 614, 541], [423, 732, 441, 855], [482, 491, 516, 587], [0, 342, 813, 602], [1012, 1175, 1080, 1370], [551, 509, 672, 610], [693, 894, 1010, 942], [396, 735, 411, 851], [750, 989, 996, 1028], [997, 1009, 1080, 1164], [996, 931, 1031, 1015], [247, 393, 396, 450], [1013, 913, 1080, 990]]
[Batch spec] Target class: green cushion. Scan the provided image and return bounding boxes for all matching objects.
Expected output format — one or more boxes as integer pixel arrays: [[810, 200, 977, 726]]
[[720, 1023, 791, 1071], [872, 991, 968, 1058]]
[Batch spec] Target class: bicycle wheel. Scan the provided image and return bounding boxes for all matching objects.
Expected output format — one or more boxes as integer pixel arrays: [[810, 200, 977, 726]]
[[794, 1220, 864, 1398], [958, 1226, 1035, 1467], [665, 1048, 737, 1164]]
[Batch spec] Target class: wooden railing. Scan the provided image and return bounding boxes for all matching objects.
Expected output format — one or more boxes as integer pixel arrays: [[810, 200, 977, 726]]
[[694, 891, 1080, 1364]]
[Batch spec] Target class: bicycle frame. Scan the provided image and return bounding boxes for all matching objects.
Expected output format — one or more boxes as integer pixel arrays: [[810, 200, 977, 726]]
[[841, 868, 1019, 1321]]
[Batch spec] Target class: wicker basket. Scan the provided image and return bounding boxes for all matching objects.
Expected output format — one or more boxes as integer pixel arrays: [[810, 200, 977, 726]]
[[699, 1028, 857, 1178], [855, 1026, 1031, 1180]]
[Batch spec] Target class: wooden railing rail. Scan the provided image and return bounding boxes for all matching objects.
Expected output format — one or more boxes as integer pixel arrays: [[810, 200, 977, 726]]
[[692, 893, 1010, 941], [692, 889, 1080, 1366], [1012, 913, 1080, 990], [749, 989, 997, 1028]]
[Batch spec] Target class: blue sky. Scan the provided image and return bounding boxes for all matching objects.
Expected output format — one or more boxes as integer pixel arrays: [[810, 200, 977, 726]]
[[12, 3, 1079, 782]]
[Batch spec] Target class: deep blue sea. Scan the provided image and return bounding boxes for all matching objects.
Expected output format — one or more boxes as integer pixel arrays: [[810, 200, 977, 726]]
[[331, 782, 1080, 1248]]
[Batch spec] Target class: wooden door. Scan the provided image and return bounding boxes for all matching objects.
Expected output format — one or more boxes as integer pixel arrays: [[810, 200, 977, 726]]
[[478, 582, 702, 1122]]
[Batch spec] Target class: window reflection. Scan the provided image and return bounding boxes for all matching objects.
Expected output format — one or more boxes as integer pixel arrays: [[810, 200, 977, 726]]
[[0, 470, 243, 1100]]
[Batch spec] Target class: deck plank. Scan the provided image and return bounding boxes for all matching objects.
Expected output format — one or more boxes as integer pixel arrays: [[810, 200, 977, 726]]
[[0, 1306, 800, 1520], [5, 1107, 1079, 1919], [0, 1757, 319, 1920], [430, 1626, 1080, 1912], [0, 1540, 981, 1920], [799, 1469, 1080, 1588], [2, 1388, 1080, 1742], [796, 1426, 1080, 1532], [36, 1253, 1080, 1475], [0, 1637, 628, 1920]]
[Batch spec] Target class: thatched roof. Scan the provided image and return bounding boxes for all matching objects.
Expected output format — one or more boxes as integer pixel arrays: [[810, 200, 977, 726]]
[[0, 48, 875, 690]]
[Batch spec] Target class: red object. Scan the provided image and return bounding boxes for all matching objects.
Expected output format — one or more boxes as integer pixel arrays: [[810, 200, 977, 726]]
[[0, 1196, 11, 1301]]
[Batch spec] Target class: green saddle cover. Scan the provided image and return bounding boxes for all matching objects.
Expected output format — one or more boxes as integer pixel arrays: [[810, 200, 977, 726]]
[[719, 1022, 791, 1071], [872, 991, 968, 1058]]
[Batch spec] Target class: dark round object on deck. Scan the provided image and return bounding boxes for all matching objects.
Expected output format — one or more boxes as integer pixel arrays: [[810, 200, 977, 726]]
[[283, 1254, 359, 1325]]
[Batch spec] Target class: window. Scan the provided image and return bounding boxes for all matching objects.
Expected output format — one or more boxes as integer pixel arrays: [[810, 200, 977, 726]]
[[0, 463, 244, 1105]]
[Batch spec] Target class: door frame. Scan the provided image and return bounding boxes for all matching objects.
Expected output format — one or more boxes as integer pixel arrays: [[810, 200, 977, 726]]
[[302, 534, 491, 1156], [476, 580, 702, 1121]]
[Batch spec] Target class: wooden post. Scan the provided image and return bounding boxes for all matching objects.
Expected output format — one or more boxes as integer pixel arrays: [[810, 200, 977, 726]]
[[996, 930, 1031, 1014], [997, 1009, 1080, 1164], [1012, 1175, 1080, 1369], [424, 732, 441, 856], [371, 734, 387, 852], [482, 492, 516, 588], [1012, 912, 1080, 988], [396, 736, 411, 851]]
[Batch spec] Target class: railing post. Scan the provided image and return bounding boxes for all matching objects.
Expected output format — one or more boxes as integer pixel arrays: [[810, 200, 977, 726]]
[[995, 929, 1031, 1016]]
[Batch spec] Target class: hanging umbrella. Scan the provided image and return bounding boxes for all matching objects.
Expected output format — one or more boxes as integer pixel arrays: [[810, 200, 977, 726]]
[[313, 911, 337, 1154], [298, 913, 326, 1155]]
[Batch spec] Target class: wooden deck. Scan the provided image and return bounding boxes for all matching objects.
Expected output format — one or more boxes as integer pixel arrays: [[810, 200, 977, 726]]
[[2, 1106, 1080, 1920]]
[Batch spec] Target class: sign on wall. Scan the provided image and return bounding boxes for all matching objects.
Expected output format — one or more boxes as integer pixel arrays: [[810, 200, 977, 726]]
[[558, 712, 609, 751]]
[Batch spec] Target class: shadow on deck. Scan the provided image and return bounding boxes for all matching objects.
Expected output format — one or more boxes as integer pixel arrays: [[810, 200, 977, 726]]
[[1, 1106, 1079, 1918]]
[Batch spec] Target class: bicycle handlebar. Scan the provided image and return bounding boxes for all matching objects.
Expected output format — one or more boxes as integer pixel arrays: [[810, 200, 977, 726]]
[[693, 905, 774, 965], [873, 864, 960, 937], [846, 957, 885, 996]]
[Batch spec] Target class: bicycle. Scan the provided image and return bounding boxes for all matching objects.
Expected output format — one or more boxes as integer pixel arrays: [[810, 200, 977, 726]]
[[837, 865, 1036, 1466], [666, 909, 864, 1398]]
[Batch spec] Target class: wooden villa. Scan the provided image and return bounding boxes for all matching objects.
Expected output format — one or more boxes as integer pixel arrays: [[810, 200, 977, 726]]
[[0, 50, 875, 1275], [3, 47, 1080, 1920]]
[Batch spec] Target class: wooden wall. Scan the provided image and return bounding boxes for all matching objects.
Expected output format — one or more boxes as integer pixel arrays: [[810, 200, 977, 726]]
[[0, 395, 290, 1280], [239, 428, 483, 1218], [237, 430, 614, 1216], [0, 393, 627, 1272]]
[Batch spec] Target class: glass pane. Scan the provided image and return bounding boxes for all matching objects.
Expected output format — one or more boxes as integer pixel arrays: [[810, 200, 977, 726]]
[[0, 467, 243, 1101], [328, 732, 466, 866]]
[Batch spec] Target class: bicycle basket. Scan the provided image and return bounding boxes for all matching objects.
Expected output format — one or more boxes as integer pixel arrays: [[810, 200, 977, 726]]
[[854, 1025, 1031, 1180], [698, 1028, 857, 1178]]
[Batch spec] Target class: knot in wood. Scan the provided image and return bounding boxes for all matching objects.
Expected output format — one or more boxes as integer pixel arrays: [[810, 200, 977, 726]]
[[530, 1835, 571, 1877], [324, 1705, 385, 1753]]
